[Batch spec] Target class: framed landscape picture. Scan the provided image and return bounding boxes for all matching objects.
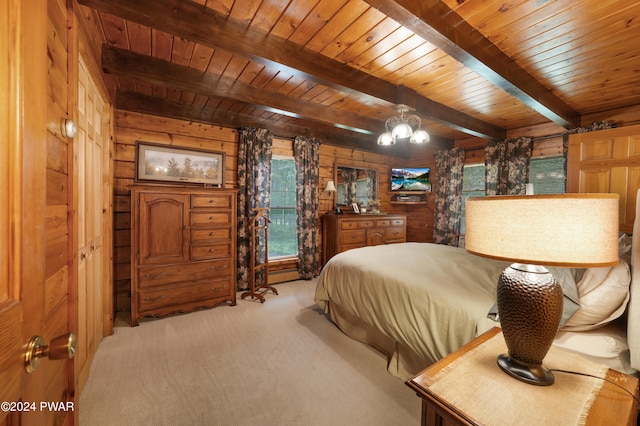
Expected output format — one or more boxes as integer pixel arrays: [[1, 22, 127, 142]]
[[136, 142, 225, 187]]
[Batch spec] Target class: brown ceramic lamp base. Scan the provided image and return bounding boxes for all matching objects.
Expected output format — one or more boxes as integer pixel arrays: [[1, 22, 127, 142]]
[[497, 263, 564, 386], [497, 353, 555, 385]]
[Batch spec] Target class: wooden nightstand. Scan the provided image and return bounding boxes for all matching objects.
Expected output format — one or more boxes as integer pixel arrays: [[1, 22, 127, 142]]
[[406, 328, 639, 426]]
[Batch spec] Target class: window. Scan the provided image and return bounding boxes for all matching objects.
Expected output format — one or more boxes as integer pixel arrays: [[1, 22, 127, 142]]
[[529, 156, 565, 194], [459, 156, 565, 234], [460, 163, 486, 234], [269, 157, 298, 259]]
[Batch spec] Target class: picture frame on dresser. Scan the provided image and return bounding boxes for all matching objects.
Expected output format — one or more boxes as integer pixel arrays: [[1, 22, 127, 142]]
[[135, 141, 225, 187]]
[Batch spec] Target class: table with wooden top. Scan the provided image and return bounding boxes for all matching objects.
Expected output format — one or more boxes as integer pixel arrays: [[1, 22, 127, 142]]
[[406, 328, 639, 426]]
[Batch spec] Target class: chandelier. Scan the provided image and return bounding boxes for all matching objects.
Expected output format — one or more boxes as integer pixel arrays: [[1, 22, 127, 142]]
[[377, 107, 430, 145]]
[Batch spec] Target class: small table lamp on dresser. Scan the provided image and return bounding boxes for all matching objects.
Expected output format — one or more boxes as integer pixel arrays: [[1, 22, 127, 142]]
[[324, 180, 340, 214], [465, 194, 619, 385]]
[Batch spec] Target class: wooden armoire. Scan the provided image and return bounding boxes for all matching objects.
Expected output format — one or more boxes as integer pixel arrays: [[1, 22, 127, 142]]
[[567, 124, 640, 234], [130, 185, 238, 325]]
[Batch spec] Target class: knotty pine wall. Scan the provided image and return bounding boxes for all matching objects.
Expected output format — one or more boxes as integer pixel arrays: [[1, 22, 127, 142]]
[[112, 108, 640, 312], [43, 0, 77, 418], [112, 110, 431, 312], [113, 111, 237, 312]]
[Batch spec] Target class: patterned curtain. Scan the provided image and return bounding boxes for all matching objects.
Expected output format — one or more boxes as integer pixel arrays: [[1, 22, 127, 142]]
[[365, 169, 376, 202], [341, 168, 358, 204], [562, 121, 615, 191], [236, 127, 272, 290], [433, 147, 465, 246], [484, 136, 532, 195], [294, 136, 321, 279]]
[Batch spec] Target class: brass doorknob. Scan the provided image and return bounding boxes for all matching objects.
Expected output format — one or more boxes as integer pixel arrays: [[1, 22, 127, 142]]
[[25, 333, 76, 373]]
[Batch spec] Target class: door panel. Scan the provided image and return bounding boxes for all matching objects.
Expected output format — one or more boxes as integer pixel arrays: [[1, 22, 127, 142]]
[[76, 58, 110, 391], [0, 1, 24, 420], [139, 193, 190, 265], [567, 125, 640, 234], [1, 0, 50, 424]]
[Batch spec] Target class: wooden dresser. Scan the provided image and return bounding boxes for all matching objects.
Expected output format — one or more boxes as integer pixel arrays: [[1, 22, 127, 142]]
[[322, 213, 406, 264], [407, 328, 639, 426], [130, 185, 238, 326]]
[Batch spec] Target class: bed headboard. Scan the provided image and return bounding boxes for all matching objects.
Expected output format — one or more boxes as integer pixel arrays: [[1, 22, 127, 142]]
[[629, 189, 640, 370]]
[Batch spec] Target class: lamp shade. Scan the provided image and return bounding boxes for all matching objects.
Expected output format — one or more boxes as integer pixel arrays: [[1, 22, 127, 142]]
[[391, 122, 412, 140], [410, 128, 430, 144], [324, 180, 336, 192], [377, 131, 395, 145], [465, 194, 619, 267]]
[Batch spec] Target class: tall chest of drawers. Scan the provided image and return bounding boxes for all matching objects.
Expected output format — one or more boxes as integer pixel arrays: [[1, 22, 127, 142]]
[[322, 213, 406, 265], [130, 185, 238, 326]]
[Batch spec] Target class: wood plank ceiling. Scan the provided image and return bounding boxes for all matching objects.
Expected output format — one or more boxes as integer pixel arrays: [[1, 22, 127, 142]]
[[77, 0, 640, 156]]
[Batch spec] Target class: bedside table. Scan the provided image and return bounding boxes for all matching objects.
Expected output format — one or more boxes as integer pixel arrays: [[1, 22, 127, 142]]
[[406, 328, 639, 426]]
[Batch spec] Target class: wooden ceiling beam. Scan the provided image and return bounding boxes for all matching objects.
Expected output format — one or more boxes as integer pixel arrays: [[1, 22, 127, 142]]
[[102, 45, 379, 135], [78, 0, 504, 140], [364, 0, 581, 128], [116, 91, 453, 157]]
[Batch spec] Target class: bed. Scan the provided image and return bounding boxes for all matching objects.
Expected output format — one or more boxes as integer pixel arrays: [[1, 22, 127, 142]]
[[315, 192, 640, 381]]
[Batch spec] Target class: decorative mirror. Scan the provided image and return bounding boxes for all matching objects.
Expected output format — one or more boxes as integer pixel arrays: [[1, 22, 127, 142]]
[[335, 165, 377, 207]]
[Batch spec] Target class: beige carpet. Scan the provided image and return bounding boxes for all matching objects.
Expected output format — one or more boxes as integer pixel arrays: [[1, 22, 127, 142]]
[[79, 279, 421, 425]]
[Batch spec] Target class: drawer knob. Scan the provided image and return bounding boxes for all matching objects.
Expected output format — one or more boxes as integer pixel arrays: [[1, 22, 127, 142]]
[[209, 248, 215, 252], [209, 232, 216, 236], [144, 295, 166, 303], [211, 287, 224, 293], [212, 264, 228, 271], [209, 200, 216, 204]]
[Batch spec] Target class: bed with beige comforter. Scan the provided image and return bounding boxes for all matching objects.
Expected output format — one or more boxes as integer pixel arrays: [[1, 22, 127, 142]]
[[315, 240, 637, 379]]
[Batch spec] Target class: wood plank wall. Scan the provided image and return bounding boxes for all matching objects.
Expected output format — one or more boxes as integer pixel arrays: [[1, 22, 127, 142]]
[[112, 111, 432, 312], [113, 111, 238, 312], [44, 0, 74, 422], [114, 108, 640, 312]]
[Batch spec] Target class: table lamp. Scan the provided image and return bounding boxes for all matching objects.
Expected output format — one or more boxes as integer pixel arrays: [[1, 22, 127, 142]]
[[465, 194, 619, 385], [324, 180, 340, 214]]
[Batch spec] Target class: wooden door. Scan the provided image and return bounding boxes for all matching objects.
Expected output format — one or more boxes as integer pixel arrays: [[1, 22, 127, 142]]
[[1, 1, 73, 424], [567, 124, 640, 234], [75, 58, 111, 390], [366, 229, 385, 246], [0, 0, 28, 422], [138, 192, 190, 265]]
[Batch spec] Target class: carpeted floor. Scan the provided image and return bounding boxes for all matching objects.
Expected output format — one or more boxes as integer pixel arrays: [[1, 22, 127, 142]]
[[79, 279, 421, 425]]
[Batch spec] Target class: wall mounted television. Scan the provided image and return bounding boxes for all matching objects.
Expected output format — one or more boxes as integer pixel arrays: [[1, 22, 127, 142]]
[[391, 167, 431, 191]]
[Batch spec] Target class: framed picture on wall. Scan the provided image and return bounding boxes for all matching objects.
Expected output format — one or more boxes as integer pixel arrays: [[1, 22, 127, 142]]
[[135, 141, 225, 187]]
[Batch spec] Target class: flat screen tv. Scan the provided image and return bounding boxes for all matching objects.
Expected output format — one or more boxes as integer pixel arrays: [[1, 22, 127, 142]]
[[391, 167, 431, 191]]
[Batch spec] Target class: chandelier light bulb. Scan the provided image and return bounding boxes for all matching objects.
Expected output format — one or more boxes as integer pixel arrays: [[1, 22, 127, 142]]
[[410, 129, 430, 144], [392, 123, 413, 140], [377, 131, 395, 145]]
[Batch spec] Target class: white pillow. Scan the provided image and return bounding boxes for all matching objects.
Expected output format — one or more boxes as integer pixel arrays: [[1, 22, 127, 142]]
[[562, 259, 631, 331]]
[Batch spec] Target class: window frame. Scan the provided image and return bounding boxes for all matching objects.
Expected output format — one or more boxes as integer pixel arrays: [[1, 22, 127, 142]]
[[268, 155, 298, 261]]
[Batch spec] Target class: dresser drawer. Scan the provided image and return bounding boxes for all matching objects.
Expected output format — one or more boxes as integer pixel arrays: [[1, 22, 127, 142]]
[[191, 227, 232, 245], [375, 219, 391, 227], [340, 220, 359, 230], [340, 229, 365, 245], [137, 277, 232, 313], [190, 243, 232, 260], [358, 219, 375, 228], [385, 227, 406, 242], [191, 211, 233, 227], [137, 259, 231, 289], [191, 194, 232, 209], [391, 218, 405, 227]]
